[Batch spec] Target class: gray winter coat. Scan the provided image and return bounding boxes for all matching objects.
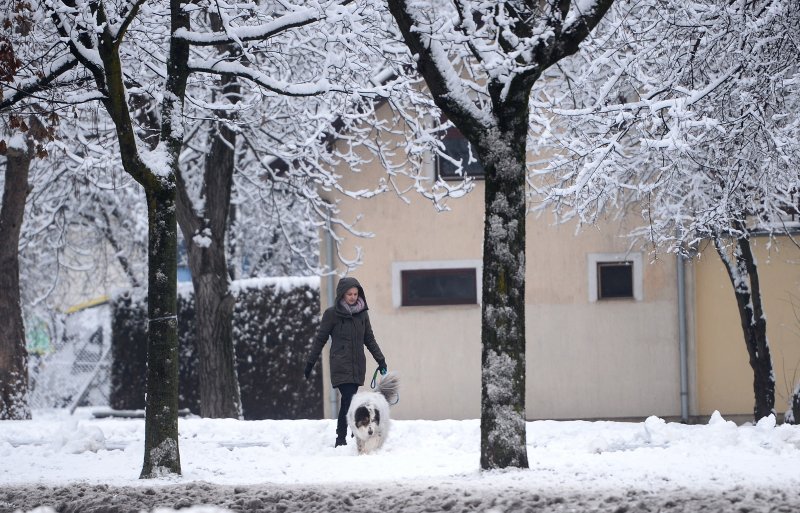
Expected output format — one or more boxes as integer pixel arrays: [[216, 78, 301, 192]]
[[306, 277, 385, 387]]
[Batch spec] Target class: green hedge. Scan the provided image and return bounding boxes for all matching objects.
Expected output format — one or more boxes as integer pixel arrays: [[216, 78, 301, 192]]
[[110, 277, 322, 419]]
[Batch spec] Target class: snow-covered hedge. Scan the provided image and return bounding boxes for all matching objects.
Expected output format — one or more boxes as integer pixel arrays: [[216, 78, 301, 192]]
[[110, 277, 322, 419]]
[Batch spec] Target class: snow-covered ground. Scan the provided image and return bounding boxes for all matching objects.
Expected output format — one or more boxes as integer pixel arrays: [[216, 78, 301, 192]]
[[2, 408, 800, 512]]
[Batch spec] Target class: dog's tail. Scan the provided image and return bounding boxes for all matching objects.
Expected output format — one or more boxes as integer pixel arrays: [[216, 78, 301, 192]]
[[376, 371, 399, 405]]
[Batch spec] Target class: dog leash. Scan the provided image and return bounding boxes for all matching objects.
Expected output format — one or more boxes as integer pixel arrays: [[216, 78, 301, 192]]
[[370, 367, 382, 389], [370, 367, 399, 405]]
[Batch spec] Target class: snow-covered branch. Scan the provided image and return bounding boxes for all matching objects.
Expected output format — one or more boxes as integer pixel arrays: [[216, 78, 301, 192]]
[[175, 3, 331, 46], [533, 0, 800, 253], [0, 55, 79, 112]]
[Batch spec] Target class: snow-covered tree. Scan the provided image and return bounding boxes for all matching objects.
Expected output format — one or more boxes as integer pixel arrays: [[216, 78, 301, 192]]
[[0, 3, 33, 419], [156, 2, 429, 419], [21, 115, 146, 302], [1, 0, 447, 476], [0, 0, 68, 420], [1, 0, 188, 475], [386, 0, 615, 469], [531, 0, 800, 421], [0, 121, 40, 421]]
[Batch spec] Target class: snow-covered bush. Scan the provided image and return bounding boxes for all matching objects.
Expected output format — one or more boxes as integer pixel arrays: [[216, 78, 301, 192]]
[[110, 277, 321, 419]]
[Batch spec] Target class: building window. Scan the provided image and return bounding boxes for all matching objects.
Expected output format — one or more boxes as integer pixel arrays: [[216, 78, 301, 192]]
[[392, 260, 482, 308], [587, 252, 643, 302], [597, 262, 634, 299], [401, 268, 477, 306], [436, 126, 485, 180]]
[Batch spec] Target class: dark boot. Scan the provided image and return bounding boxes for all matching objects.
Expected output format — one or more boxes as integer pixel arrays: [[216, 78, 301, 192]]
[[335, 436, 347, 447]]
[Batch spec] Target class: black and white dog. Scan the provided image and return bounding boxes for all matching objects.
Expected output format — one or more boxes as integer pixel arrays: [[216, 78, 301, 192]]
[[346, 372, 399, 454]]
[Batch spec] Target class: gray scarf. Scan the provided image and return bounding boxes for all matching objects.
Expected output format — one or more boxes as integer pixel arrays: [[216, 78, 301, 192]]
[[340, 297, 366, 315]]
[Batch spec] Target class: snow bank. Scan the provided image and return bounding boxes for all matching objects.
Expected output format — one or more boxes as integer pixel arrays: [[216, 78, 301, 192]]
[[2, 408, 800, 495]]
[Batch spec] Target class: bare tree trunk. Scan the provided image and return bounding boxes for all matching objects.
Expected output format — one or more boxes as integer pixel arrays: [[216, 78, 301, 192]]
[[135, 0, 188, 478], [140, 184, 181, 477], [477, 109, 529, 470], [226, 189, 239, 281], [177, 112, 241, 418], [190, 117, 241, 418], [175, 56, 242, 418], [189, 257, 239, 418], [0, 134, 33, 420], [713, 234, 775, 421]]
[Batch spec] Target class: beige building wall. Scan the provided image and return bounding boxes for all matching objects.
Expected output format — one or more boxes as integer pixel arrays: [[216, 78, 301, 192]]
[[525, 214, 682, 420], [320, 171, 486, 420], [320, 135, 686, 420], [693, 236, 800, 418]]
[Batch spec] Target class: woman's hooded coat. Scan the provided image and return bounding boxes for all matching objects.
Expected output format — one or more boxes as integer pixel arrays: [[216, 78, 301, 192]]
[[306, 277, 385, 387]]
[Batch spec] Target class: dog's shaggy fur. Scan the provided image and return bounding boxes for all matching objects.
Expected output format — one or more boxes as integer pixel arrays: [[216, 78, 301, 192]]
[[346, 372, 399, 454]]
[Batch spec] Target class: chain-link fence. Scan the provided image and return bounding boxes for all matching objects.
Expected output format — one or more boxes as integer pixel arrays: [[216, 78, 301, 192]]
[[27, 303, 111, 410]]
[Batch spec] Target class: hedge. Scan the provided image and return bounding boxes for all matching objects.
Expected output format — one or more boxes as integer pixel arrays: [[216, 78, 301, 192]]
[[110, 277, 322, 419]]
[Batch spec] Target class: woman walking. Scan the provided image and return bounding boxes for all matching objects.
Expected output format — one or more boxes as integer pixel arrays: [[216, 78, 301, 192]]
[[304, 276, 387, 447]]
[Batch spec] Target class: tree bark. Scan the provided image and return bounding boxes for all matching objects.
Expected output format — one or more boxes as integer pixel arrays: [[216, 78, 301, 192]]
[[0, 133, 33, 420], [140, 183, 181, 477], [476, 95, 530, 470], [386, 0, 531, 471], [87, 40, 185, 474], [478, 142, 529, 469], [176, 112, 241, 418], [713, 234, 775, 421], [7, 0, 184, 469], [84, 0, 189, 478], [135, 0, 190, 477], [174, 19, 242, 418]]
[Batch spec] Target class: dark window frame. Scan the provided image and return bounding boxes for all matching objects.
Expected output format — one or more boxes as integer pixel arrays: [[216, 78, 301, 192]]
[[435, 126, 485, 181], [401, 268, 478, 306], [597, 261, 634, 300]]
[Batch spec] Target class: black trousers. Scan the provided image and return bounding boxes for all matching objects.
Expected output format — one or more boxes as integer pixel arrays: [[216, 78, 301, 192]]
[[335, 383, 359, 438]]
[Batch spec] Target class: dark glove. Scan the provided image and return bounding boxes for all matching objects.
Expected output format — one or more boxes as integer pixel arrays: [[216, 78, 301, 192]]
[[304, 361, 315, 380], [377, 359, 387, 375]]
